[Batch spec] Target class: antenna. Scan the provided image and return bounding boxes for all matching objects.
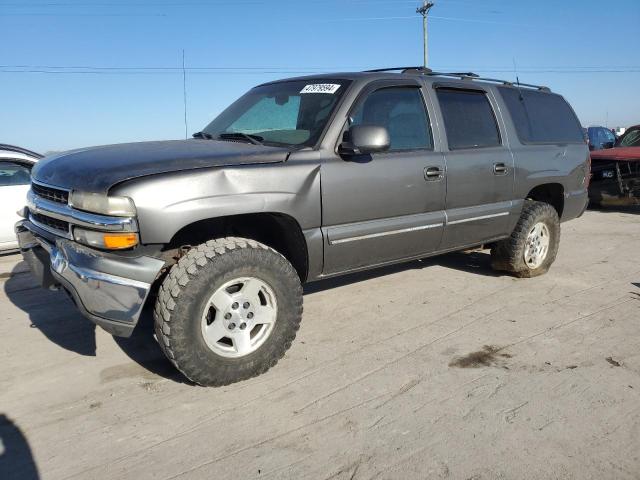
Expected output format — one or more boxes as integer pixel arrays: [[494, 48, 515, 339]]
[[182, 49, 188, 140], [513, 57, 523, 100]]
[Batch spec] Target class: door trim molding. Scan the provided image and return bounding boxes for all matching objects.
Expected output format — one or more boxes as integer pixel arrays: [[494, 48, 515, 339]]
[[446, 211, 509, 225], [329, 222, 443, 245]]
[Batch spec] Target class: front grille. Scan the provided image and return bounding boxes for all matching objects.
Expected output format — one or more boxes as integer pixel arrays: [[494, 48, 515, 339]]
[[32, 182, 69, 204], [31, 212, 69, 233]]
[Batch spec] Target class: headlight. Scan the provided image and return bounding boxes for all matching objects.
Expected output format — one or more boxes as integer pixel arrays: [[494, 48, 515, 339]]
[[74, 227, 139, 250], [70, 191, 136, 217]]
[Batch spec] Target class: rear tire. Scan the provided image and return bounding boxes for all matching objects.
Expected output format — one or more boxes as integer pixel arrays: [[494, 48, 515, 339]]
[[491, 201, 560, 278], [154, 237, 303, 386]]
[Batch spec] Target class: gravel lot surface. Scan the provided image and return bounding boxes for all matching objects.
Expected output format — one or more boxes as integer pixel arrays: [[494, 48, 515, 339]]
[[1, 209, 639, 479]]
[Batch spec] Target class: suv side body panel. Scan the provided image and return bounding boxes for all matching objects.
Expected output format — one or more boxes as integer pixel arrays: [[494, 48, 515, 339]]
[[490, 88, 589, 225], [320, 78, 447, 274], [427, 82, 516, 249]]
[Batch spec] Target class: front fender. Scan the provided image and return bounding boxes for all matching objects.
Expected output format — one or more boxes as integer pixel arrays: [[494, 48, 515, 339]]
[[111, 162, 321, 244]]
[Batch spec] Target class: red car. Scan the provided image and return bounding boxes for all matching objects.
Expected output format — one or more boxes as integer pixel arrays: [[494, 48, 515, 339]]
[[589, 125, 640, 206]]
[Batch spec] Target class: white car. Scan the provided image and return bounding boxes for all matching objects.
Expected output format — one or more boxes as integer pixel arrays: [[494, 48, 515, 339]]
[[0, 144, 42, 252]]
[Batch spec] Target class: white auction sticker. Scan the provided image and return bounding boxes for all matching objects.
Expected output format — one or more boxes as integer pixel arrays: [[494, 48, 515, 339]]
[[300, 84, 341, 94]]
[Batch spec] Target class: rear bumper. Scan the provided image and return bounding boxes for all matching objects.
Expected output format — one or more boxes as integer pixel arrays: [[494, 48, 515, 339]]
[[562, 189, 589, 221], [15, 220, 165, 337]]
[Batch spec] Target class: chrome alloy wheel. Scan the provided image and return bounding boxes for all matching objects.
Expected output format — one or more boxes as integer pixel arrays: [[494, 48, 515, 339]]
[[201, 277, 277, 358], [524, 222, 550, 269]]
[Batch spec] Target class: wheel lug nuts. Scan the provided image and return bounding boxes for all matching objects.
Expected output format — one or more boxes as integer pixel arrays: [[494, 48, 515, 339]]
[[247, 312, 254, 319], [229, 323, 236, 329], [240, 323, 247, 330], [243, 302, 250, 309], [232, 302, 239, 309], [224, 313, 232, 320]]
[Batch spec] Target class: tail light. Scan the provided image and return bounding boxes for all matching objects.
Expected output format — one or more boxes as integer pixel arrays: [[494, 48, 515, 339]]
[[585, 153, 592, 188]]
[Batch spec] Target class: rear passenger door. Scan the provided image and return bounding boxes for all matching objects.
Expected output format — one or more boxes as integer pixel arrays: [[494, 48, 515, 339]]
[[433, 86, 515, 249]]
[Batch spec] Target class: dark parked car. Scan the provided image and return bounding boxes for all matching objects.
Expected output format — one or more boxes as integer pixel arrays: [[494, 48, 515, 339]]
[[583, 126, 617, 151], [589, 124, 640, 206], [16, 68, 589, 386]]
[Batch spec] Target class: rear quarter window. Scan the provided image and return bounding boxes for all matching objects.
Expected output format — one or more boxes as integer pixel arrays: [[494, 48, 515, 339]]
[[499, 87, 584, 144]]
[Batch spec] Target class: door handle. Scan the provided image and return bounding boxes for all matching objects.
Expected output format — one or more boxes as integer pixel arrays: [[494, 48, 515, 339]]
[[424, 166, 444, 181], [493, 162, 508, 175]]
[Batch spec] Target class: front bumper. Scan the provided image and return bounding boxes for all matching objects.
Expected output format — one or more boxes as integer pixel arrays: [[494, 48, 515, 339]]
[[15, 220, 165, 337], [589, 160, 640, 206]]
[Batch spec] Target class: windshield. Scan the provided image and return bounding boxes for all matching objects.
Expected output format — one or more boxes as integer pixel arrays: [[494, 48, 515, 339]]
[[617, 127, 640, 147], [202, 79, 351, 148]]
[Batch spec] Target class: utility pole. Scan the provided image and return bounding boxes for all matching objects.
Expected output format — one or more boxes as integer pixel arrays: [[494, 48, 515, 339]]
[[182, 49, 188, 139], [416, 1, 435, 68]]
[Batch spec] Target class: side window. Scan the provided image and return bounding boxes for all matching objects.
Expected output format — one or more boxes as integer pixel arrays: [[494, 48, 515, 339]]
[[0, 161, 32, 187], [350, 87, 432, 151], [603, 128, 616, 144], [499, 87, 584, 144], [435, 89, 501, 150]]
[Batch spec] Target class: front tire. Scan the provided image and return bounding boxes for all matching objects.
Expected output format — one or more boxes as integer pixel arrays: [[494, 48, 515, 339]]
[[154, 237, 303, 386], [491, 201, 560, 278]]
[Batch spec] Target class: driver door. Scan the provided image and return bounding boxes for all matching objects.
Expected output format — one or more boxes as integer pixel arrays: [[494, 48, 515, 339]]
[[321, 80, 446, 275]]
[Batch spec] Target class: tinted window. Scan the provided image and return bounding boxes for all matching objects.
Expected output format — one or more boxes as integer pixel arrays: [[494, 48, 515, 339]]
[[0, 161, 31, 187], [436, 89, 501, 149], [499, 88, 584, 144], [351, 87, 432, 150]]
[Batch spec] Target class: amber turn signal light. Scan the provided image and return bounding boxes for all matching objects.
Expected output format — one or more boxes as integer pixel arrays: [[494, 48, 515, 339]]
[[103, 233, 139, 249], [74, 228, 139, 250]]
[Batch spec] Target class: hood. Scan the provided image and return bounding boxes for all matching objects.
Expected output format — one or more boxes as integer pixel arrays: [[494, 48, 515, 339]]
[[590, 146, 640, 162], [31, 139, 290, 194]]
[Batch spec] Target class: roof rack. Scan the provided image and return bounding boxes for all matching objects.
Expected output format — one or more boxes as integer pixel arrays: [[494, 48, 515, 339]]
[[0, 144, 43, 159], [363, 66, 550, 92]]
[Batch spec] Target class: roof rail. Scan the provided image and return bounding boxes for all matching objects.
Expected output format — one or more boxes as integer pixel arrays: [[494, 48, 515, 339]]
[[364, 66, 433, 73], [363, 66, 550, 92]]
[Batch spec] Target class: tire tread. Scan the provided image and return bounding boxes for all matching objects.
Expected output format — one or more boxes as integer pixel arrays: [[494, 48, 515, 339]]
[[154, 237, 303, 386]]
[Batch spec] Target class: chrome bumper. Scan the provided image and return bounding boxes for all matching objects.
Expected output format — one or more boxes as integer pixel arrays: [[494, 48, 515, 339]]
[[15, 220, 165, 337]]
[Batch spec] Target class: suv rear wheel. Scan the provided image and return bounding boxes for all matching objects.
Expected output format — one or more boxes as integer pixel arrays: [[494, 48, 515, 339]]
[[154, 237, 303, 386], [490, 200, 560, 277]]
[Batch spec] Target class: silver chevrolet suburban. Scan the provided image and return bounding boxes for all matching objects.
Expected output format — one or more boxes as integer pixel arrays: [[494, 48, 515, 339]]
[[16, 67, 589, 386]]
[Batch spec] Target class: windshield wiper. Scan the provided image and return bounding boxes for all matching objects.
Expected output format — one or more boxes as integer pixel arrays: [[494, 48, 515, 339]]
[[192, 131, 214, 139], [218, 132, 264, 146]]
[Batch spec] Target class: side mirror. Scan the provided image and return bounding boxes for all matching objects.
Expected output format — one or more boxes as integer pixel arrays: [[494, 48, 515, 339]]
[[603, 141, 614, 149], [339, 125, 390, 156]]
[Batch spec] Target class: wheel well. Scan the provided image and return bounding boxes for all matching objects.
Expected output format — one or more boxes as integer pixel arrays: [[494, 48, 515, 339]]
[[166, 213, 309, 281], [526, 183, 564, 218]]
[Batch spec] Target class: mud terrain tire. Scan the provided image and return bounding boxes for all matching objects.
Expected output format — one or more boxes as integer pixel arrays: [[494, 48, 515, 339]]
[[154, 237, 303, 386]]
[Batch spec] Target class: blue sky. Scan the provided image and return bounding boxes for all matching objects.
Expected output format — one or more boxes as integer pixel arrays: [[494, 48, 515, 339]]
[[2, 0, 639, 153]]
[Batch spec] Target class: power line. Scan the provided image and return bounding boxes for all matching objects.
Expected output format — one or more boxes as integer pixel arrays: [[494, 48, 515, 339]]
[[3, 64, 639, 71], [0, 67, 638, 75]]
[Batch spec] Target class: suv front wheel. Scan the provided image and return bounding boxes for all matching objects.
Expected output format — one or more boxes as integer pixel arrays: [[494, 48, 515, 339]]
[[154, 237, 303, 386], [491, 200, 561, 277]]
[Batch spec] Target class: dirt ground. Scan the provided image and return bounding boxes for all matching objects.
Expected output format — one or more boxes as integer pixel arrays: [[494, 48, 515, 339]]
[[1, 208, 639, 480]]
